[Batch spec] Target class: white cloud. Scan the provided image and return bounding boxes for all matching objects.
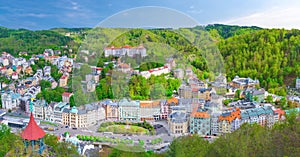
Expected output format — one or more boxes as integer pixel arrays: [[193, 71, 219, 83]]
[[72, 6, 79, 10], [220, 7, 300, 29], [64, 0, 80, 10]]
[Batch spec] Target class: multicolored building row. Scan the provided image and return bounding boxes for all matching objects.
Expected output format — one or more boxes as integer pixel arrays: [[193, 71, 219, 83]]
[[168, 104, 285, 136]]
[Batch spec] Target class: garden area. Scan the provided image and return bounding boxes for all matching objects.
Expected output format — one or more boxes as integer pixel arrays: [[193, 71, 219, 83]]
[[40, 121, 58, 127], [76, 134, 163, 147], [98, 121, 155, 135], [76, 135, 135, 145], [150, 138, 163, 145], [99, 125, 149, 135]]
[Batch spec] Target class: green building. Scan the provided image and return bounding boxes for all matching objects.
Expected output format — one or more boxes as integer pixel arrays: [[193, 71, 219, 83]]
[[245, 89, 265, 103]]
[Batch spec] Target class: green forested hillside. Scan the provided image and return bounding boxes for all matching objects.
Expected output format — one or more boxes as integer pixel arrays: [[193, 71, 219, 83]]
[[219, 28, 300, 95], [50, 27, 91, 34], [205, 24, 262, 39], [0, 27, 78, 56], [0, 25, 299, 96], [112, 28, 208, 71], [109, 26, 300, 96]]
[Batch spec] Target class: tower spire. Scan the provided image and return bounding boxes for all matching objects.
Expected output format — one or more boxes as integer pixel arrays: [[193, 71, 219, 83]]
[[30, 97, 34, 112], [21, 97, 45, 154]]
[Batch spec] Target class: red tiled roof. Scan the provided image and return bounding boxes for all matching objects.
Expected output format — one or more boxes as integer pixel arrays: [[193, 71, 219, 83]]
[[123, 45, 131, 48], [105, 45, 144, 50], [140, 101, 160, 108], [274, 108, 285, 119], [62, 92, 73, 97], [167, 97, 178, 104], [21, 113, 45, 140], [60, 75, 68, 79], [218, 108, 241, 123], [191, 107, 210, 118]]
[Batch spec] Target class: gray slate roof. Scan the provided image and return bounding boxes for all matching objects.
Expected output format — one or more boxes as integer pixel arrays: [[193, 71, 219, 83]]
[[169, 112, 187, 123]]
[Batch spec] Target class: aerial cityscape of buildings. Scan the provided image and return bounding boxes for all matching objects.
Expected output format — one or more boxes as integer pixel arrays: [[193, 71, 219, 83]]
[[0, 45, 299, 155]]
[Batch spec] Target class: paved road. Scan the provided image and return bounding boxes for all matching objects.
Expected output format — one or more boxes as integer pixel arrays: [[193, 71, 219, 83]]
[[44, 123, 173, 144], [7, 115, 217, 153], [52, 125, 174, 152], [6, 115, 181, 152], [5, 113, 175, 144]]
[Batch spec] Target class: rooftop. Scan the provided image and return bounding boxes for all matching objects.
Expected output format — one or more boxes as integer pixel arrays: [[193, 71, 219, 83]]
[[167, 97, 179, 105], [118, 98, 140, 107], [21, 113, 45, 140], [191, 107, 210, 118], [218, 108, 241, 123], [169, 112, 187, 123], [69, 106, 78, 114], [140, 101, 160, 108], [62, 92, 73, 97]]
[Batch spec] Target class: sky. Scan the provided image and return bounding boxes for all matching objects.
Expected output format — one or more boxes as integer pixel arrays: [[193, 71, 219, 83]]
[[0, 0, 299, 30]]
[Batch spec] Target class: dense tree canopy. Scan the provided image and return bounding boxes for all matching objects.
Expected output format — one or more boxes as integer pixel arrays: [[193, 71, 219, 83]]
[[167, 135, 210, 157], [36, 87, 65, 103], [40, 80, 51, 90], [139, 62, 164, 71], [44, 134, 80, 157], [0, 124, 24, 156], [205, 24, 262, 39], [0, 27, 77, 56], [96, 74, 181, 100], [219, 28, 300, 95], [1, 25, 299, 95]]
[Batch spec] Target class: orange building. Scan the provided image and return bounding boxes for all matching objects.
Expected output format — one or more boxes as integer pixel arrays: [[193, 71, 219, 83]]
[[140, 101, 160, 121], [167, 97, 178, 105], [218, 108, 241, 134]]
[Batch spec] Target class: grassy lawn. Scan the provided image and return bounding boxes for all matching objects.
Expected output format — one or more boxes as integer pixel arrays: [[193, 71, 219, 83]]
[[40, 121, 58, 127], [98, 125, 149, 135]]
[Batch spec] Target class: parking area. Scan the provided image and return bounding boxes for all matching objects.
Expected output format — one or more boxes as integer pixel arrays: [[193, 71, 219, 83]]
[[154, 124, 168, 135]]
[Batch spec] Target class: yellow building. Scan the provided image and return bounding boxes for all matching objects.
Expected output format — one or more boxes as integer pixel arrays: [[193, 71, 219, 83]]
[[6, 68, 13, 76], [62, 104, 105, 128], [25, 66, 33, 75], [105, 102, 119, 120], [62, 108, 87, 128], [168, 112, 188, 135], [198, 88, 211, 101], [59, 75, 68, 87]]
